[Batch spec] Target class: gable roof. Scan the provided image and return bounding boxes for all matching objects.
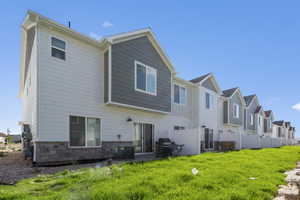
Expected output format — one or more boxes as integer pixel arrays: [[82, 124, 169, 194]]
[[102, 28, 176, 73], [190, 73, 221, 94], [255, 106, 263, 114], [222, 87, 246, 106], [264, 110, 273, 118], [285, 122, 291, 128], [244, 95, 256, 106], [273, 120, 284, 126], [222, 87, 239, 98], [265, 110, 274, 118], [20, 10, 176, 97], [190, 73, 211, 83]]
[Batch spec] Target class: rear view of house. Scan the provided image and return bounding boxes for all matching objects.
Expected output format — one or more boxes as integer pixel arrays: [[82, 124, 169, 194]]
[[19, 11, 296, 164]]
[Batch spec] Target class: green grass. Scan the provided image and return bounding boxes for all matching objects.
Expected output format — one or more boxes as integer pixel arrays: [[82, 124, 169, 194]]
[[1, 146, 300, 200]]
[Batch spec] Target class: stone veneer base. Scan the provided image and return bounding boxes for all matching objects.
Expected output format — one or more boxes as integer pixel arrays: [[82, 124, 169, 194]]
[[34, 141, 133, 165]]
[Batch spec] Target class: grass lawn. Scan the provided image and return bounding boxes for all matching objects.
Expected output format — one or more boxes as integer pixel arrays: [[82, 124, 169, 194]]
[[1, 146, 300, 200]]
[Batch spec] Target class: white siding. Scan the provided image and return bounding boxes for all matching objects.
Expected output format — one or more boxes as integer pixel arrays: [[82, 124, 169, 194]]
[[171, 79, 199, 130], [198, 86, 221, 137], [21, 28, 38, 140], [36, 25, 179, 142]]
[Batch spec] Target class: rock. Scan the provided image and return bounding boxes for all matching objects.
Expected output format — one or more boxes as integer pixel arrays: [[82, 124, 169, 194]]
[[285, 170, 300, 185], [277, 184, 299, 200]]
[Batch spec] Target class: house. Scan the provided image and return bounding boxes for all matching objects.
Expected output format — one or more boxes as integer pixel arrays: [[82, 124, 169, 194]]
[[222, 87, 245, 135], [263, 110, 274, 137], [243, 95, 260, 135], [254, 106, 265, 136], [19, 10, 296, 164], [20, 10, 203, 164], [0, 133, 6, 144], [273, 121, 285, 138], [190, 73, 222, 152]]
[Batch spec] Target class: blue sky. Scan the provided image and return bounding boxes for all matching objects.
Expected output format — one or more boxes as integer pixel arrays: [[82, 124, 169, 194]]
[[0, 1, 299, 135]]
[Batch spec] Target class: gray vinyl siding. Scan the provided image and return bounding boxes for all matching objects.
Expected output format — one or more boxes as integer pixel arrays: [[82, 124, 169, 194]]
[[228, 93, 243, 125], [110, 36, 171, 112], [246, 100, 258, 130], [202, 79, 217, 93], [264, 117, 273, 132], [104, 51, 109, 103], [223, 101, 228, 123]]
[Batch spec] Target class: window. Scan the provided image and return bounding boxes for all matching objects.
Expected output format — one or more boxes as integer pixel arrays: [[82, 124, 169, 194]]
[[51, 37, 66, 60], [233, 103, 239, 118], [258, 116, 261, 126], [174, 126, 185, 130], [205, 92, 213, 109], [250, 114, 254, 125], [269, 120, 272, 129], [174, 84, 186, 105], [70, 116, 101, 147], [135, 61, 157, 95]]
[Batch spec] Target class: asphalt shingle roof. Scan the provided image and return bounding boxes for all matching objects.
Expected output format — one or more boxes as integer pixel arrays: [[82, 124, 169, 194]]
[[273, 120, 284, 126], [244, 95, 256, 106], [222, 87, 239, 97], [264, 110, 272, 117], [190, 73, 211, 83]]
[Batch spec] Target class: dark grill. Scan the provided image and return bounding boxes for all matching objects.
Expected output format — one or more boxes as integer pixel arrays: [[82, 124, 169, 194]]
[[155, 138, 184, 157]]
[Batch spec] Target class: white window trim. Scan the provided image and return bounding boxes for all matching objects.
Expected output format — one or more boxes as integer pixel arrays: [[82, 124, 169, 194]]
[[205, 92, 213, 110], [250, 114, 254, 125], [174, 84, 187, 105], [69, 115, 102, 148], [134, 60, 157, 96], [50, 36, 66, 60], [233, 103, 239, 118]]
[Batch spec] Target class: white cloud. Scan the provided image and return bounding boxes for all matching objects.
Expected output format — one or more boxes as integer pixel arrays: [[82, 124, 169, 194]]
[[89, 32, 102, 40], [292, 102, 300, 111], [102, 21, 113, 28]]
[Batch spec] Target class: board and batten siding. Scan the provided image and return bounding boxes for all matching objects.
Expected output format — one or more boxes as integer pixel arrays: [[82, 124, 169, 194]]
[[246, 99, 259, 131], [228, 93, 244, 126], [110, 36, 172, 113], [36, 25, 174, 142]]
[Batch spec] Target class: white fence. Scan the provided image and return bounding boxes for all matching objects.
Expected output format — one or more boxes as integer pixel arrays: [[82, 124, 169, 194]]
[[168, 128, 296, 155], [169, 129, 200, 155]]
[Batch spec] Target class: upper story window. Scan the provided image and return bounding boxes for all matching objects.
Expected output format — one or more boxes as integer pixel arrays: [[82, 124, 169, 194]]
[[205, 92, 213, 109], [233, 103, 240, 118], [258, 116, 261, 126], [174, 84, 186, 105], [250, 114, 254, 125], [51, 37, 66, 60], [135, 61, 157, 96]]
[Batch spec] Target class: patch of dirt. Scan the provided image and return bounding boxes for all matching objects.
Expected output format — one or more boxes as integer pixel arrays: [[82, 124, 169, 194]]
[[0, 152, 156, 185], [0, 152, 107, 185]]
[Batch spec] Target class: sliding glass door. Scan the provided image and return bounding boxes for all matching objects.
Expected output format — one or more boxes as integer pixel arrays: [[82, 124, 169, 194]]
[[133, 123, 154, 153]]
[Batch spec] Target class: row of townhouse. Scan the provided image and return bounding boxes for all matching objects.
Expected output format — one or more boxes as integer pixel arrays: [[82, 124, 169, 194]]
[[19, 11, 296, 164]]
